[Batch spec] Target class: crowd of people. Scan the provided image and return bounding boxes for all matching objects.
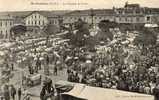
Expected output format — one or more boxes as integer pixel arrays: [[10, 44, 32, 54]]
[[26, 29, 159, 98], [1, 26, 159, 100], [63, 31, 159, 96]]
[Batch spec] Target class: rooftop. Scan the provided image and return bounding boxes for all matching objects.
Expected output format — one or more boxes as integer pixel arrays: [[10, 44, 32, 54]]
[[64, 9, 115, 16], [0, 15, 14, 20], [136, 7, 159, 14], [124, 2, 140, 8]]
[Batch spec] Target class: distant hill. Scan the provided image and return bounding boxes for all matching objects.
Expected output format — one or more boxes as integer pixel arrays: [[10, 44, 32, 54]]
[[0, 10, 71, 18]]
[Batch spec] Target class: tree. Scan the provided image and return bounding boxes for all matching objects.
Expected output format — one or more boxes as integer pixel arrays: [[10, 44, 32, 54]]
[[10, 25, 27, 38], [65, 19, 91, 48], [43, 24, 60, 45], [43, 24, 60, 36], [133, 28, 157, 46], [95, 20, 117, 44], [98, 20, 117, 31]]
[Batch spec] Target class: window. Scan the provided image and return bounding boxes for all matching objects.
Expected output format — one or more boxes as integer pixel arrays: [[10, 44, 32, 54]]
[[39, 21, 41, 25], [99, 17, 102, 19], [127, 17, 130, 22], [83, 17, 86, 21], [119, 11, 122, 14], [31, 21, 33, 25], [10, 22, 12, 26], [125, 18, 128, 22], [43, 21, 45, 25], [131, 18, 133, 22], [0, 30, 2, 34], [147, 16, 151, 21], [35, 15, 36, 19], [5, 21, 7, 26], [136, 17, 140, 22], [119, 17, 122, 21], [54, 20, 57, 24], [5, 30, 8, 38], [35, 21, 37, 25], [39, 15, 40, 19], [28, 21, 30, 25], [0, 22, 2, 26]]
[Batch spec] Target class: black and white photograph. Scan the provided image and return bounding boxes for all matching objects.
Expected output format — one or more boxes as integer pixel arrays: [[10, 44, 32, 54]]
[[0, 0, 159, 100]]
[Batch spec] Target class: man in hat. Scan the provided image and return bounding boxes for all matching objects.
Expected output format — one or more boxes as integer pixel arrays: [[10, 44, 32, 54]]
[[10, 85, 16, 100], [36, 56, 41, 70], [3, 84, 10, 100], [17, 87, 22, 100], [54, 65, 58, 76]]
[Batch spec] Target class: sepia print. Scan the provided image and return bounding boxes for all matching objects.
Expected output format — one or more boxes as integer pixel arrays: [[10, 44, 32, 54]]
[[0, 0, 159, 100]]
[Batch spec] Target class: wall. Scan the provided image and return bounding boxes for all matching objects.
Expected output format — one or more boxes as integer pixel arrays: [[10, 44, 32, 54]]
[[115, 16, 145, 23], [0, 18, 14, 38], [63, 15, 115, 26], [49, 17, 60, 26], [24, 12, 48, 28]]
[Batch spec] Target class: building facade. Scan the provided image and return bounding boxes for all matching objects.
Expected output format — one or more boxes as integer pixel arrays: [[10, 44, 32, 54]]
[[114, 3, 147, 24], [19, 11, 61, 33], [146, 8, 159, 24], [24, 12, 48, 27], [62, 3, 159, 26], [114, 2, 159, 24], [0, 3, 159, 39], [63, 9, 115, 26], [0, 15, 14, 39], [0, 11, 61, 39]]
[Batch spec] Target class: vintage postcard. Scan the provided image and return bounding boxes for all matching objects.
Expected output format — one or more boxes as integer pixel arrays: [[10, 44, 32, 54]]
[[0, 0, 159, 100]]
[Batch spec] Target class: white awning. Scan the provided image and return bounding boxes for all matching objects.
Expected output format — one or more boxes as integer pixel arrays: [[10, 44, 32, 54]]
[[62, 84, 154, 100], [144, 24, 158, 28]]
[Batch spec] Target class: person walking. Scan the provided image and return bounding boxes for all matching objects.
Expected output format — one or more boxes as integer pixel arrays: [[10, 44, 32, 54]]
[[28, 65, 33, 74], [11, 63, 14, 71], [10, 85, 16, 100], [40, 87, 45, 100], [36, 57, 41, 70], [74, 72, 80, 83], [18, 87, 22, 100], [3, 84, 10, 100], [34, 62, 38, 73], [46, 55, 49, 65], [54, 66, 57, 76]]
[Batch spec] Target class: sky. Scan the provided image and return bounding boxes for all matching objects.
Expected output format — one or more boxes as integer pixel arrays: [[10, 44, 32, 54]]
[[0, 0, 159, 11]]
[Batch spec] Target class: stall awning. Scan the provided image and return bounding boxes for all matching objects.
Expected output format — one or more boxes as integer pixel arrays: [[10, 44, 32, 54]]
[[144, 24, 158, 28], [55, 81, 75, 92], [62, 84, 154, 100], [62, 84, 85, 99]]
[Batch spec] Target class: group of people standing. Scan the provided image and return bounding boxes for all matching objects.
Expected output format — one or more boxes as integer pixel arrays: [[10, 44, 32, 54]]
[[60, 39, 159, 98], [1, 84, 22, 100]]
